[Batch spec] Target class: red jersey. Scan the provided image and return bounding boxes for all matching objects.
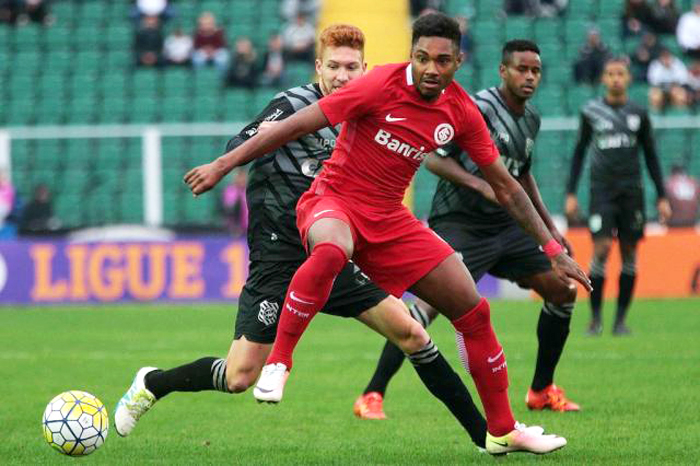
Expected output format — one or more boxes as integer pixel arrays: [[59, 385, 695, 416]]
[[315, 62, 499, 210]]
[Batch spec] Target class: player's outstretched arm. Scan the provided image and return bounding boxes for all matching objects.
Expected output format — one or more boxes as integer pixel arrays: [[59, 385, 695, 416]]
[[519, 172, 574, 256], [184, 103, 329, 195], [425, 152, 499, 204], [481, 159, 592, 290]]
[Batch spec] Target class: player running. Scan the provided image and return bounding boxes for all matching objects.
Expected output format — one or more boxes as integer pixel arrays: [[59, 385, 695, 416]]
[[566, 58, 671, 336], [115, 24, 490, 451], [354, 40, 581, 421], [185, 13, 591, 455]]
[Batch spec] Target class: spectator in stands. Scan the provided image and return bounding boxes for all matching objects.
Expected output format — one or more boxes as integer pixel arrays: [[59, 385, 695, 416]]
[[647, 47, 690, 110], [220, 169, 248, 237], [164, 26, 193, 66], [622, 0, 652, 38], [134, 15, 164, 68], [17, 0, 52, 26], [0, 171, 15, 232], [19, 184, 59, 234], [280, 0, 321, 23], [410, 0, 445, 17], [281, 13, 315, 62], [573, 27, 612, 85], [260, 33, 285, 87], [192, 11, 230, 72], [632, 32, 663, 81], [647, 0, 679, 34], [676, 1, 700, 59], [535, 0, 568, 17], [225, 37, 259, 89], [503, 0, 533, 15], [456, 16, 474, 62], [0, 0, 20, 24], [687, 60, 700, 105], [665, 165, 700, 226], [131, 0, 174, 23]]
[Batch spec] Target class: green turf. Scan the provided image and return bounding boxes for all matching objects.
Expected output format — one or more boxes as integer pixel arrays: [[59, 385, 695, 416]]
[[1, 298, 698, 464]]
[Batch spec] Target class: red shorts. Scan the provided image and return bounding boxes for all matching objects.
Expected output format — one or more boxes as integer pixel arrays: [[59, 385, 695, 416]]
[[296, 191, 455, 297]]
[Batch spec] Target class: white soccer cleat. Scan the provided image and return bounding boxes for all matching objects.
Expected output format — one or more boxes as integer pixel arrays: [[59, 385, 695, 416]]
[[485, 422, 566, 456], [114, 367, 158, 437], [253, 363, 289, 403]]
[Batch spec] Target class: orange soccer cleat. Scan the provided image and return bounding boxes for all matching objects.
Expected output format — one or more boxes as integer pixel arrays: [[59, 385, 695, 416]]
[[353, 392, 387, 420], [526, 384, 580, 412]]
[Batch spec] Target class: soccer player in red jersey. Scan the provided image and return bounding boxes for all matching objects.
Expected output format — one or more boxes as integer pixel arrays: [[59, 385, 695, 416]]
[[185, 13, 591, 455]]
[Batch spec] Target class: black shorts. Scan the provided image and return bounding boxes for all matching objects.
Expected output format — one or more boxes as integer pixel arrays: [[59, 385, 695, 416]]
[[235, 260, 389, 344], [589, 189, 645, 242], [431, 221, 551, 283]]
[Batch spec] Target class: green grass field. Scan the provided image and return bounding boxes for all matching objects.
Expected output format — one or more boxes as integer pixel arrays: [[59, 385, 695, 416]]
[[2, 298, 698, 465]]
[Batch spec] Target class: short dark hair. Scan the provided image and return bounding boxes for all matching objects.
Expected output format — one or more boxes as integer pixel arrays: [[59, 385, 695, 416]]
[[604, 56, 630, 69], [501, 40, 540, 65], [411, 12, 461, 49]]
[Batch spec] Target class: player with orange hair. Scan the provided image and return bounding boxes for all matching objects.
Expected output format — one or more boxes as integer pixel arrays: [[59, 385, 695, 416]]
[[114, 24, 490, 451]]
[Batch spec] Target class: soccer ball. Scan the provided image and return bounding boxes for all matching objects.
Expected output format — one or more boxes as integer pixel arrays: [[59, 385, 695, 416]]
[[42, 390, 109, 456]]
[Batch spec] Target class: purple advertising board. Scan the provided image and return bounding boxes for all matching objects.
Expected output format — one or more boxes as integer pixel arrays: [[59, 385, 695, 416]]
[[0, 237, 499, 305]]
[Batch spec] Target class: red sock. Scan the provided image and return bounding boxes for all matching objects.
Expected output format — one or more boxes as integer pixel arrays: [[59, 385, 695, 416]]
[[451, 298, 515, 437], [266, 242, 348, 369]]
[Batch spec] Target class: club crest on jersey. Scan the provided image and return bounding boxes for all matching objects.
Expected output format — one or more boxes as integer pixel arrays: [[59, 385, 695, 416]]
[[627, 114, 641, 131], [434, 123, 455, 145], [525, 138, 534, 156], [258, 300, 280, 326]]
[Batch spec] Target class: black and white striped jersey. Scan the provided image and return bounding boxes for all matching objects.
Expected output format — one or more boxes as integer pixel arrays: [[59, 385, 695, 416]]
[[226, 83, 340, 262], [429, 87, 540, 231]]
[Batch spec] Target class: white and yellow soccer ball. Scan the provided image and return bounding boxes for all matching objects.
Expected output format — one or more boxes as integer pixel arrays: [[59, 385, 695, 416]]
[[42, 390, 109, 456]]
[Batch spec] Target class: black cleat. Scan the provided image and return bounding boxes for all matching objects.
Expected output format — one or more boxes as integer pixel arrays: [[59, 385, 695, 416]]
[[612, 323, 631, 336], [586, 320, 602, 336]]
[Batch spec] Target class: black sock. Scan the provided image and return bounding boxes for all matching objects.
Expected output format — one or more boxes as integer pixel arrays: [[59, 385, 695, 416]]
[[363, 341, 406, 395], [616, 272, 636, 326], [531, 304, 572, 391], [145, 357, 229, 399], [589, 274, 605, 322], [408, 341, 487, 448]]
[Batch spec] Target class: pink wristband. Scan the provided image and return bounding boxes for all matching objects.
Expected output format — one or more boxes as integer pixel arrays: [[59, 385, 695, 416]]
[[543, 239, 564, 258]]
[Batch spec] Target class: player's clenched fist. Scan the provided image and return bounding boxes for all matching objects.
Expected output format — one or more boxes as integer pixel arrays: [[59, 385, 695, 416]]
[[184, 161, 226, 196]]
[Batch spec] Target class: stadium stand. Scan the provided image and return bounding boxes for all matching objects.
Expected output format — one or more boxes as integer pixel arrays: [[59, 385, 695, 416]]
[[1, 0, 698, 228]]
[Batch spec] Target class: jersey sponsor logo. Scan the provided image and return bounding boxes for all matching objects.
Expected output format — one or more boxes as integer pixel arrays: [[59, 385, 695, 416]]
[[247, 108, 286, 137], [374, 129, 427, 162], [434, 123, 455, 145], [627, 114, 641, 131], [385, 114, 407, 122], [257, 300, 280, 326], [525, 138, 534, 157], [264, 108, 284, 122], [290, 291, 315, 305], [596, 133, 637, 150]]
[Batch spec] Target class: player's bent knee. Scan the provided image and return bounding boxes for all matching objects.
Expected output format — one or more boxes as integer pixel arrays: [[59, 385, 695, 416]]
[[225, 366, 259, 393], [398, 321, 430, 354], [546, 281, 578, 306]]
